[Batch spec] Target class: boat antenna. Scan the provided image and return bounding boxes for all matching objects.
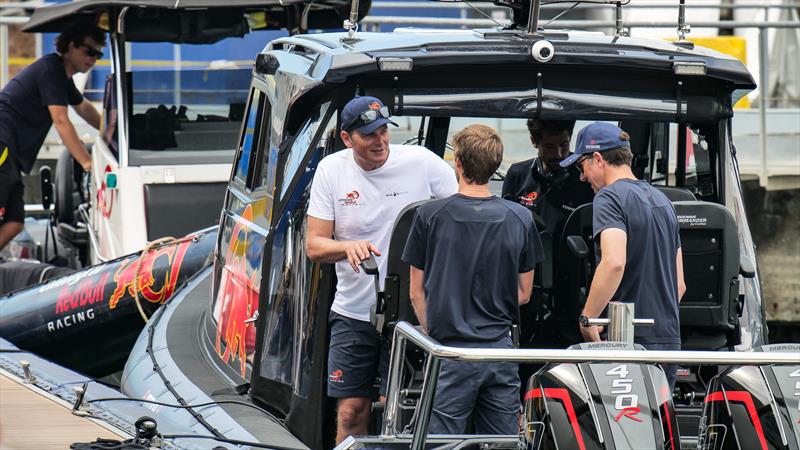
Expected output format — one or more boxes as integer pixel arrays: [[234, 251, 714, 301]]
[[677, 0, 690, 41], [614, 1, 627, 36], [527, 0, 541, 35], [344, 0, 360, 39]]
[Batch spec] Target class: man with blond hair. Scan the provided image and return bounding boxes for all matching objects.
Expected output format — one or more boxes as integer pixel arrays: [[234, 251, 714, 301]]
[[402, 124, 543, 435]]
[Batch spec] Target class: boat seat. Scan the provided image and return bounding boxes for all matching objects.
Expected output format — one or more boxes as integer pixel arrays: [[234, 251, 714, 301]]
[[553, 199, 742, 350], [654, 186, 696, 202], [674, 201, 741, 350], [380, 200, 433, 332]]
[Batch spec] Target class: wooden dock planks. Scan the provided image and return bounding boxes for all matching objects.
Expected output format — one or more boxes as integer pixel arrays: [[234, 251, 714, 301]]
[[0, 371, 128, 450]]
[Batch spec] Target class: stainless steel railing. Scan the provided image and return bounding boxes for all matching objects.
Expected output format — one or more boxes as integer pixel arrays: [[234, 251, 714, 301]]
[[383, 320, 800, 450]]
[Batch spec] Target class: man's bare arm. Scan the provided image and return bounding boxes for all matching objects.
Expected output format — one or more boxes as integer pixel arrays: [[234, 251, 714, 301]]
[[72, 99, 101, 130], [518, 270, 534, 305], [676, 247, 686, 302], [409, 266, 427, 333], [580, 228, 627, 341], [306, 216, 381, 273], [49, 105, 91, 171]]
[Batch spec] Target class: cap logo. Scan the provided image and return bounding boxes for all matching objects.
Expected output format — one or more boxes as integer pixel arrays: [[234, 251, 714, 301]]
[[369, 102, 381, 111], [590, 138, 596, 145]]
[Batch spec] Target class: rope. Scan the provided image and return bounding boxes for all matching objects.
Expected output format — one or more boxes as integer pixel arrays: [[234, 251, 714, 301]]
[[131, 237, 176, 323]]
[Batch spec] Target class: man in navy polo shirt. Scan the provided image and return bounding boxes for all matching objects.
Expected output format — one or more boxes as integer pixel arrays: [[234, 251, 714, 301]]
[[560, 122, 686, 389], [0, 21, 106, 251], [402, 124, 543, 435]]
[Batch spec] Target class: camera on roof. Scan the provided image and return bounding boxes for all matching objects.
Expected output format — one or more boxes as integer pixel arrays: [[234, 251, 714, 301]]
[[531, 40, 555, 63]]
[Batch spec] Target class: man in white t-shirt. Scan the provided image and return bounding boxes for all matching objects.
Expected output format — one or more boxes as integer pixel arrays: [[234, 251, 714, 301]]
[[306, 96, 457, 443]]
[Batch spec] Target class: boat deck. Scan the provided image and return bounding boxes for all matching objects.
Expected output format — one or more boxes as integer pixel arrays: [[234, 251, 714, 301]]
[[0, 370, 129, 449]]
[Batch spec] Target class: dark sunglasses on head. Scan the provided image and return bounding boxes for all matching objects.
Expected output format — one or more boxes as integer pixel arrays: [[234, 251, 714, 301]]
[[345, 105, 390, 131], [82, 45, 104, 59]]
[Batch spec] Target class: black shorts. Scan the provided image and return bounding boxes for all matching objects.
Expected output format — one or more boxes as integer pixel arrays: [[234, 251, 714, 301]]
[[0, 144, 24, 225], [327, 311, 390, 399]]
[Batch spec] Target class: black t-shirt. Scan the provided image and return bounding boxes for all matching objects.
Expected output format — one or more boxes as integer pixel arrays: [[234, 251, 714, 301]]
[[592, 179, 681, 345], [401, 194, 544, 344], [502, 157, 594, 237], [0, 53, 83, 173]]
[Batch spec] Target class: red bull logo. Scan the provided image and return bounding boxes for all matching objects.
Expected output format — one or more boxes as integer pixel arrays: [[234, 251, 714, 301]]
[[109, 240, 192, 309], [369, 101, 381, 110], [214, 205, 259, 377], [55, 272, 111, 314], [519, 191, 538, 207]]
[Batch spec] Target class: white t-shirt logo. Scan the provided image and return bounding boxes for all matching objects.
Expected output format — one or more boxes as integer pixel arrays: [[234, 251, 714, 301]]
[[338, 190, 360, 206]]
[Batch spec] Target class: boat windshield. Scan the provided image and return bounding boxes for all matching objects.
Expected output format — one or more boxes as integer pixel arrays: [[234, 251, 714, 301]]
[[125, 42, 254, 166]]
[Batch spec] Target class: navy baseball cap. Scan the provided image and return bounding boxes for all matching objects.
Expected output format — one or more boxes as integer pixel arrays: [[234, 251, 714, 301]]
[[341, 96, 398, 135], [560, 122, 631, 168]]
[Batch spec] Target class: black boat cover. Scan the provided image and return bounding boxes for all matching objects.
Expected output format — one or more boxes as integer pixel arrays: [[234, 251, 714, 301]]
[[0, 259, 76, 296], [22, 0, 368, 38]]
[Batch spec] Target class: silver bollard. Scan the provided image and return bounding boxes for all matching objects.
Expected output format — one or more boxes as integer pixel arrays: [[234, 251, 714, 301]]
[[585, 301, 654, 344]]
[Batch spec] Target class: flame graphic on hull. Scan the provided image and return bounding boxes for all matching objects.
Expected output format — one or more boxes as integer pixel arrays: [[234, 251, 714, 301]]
[[214, 205, 260, 377]]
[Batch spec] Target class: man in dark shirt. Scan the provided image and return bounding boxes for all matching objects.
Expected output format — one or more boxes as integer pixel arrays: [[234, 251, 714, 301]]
[[0, 22, 106, 251], [560, 122, 686, 389], [502, 119, 593, 236], [502, 119, 593, 349], [403, 124, 543, 435]]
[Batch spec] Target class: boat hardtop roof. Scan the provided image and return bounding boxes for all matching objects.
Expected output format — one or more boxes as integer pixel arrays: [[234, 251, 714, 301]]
[[264, 29, 755, 88]]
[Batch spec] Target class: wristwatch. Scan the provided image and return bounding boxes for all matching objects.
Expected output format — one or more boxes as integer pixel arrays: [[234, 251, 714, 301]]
[[578, 314, 591, 328]]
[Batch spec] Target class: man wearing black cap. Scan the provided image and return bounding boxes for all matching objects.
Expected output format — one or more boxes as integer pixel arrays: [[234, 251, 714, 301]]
[[561, 122, 686, 389], [306, 96, 457, 443], [0, 22, 106, 252]]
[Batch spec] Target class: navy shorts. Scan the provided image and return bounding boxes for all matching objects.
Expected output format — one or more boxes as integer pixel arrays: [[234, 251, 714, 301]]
[[429, 336, 520, 435], [0, 144, 24, 225], [327, 311, 390, 399]]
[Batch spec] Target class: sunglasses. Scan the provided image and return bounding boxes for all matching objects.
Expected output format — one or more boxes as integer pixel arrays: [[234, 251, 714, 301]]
[[82, 45, 104, 59], [575, 154, 590, 171], [345, 105, 390, 131]]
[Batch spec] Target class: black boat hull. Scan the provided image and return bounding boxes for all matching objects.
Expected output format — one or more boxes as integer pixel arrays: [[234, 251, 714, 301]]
[[0, 229, 216, 377]]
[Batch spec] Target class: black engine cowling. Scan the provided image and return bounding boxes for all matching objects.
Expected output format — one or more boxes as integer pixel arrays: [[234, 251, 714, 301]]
[[698, 343, 800, 450]]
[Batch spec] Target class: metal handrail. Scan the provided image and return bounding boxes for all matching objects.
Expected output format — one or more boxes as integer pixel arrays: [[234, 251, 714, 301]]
[[370, 1, 800, 9], [384, 321, 800, 450], [78, 203, 108, 263], [0, 16, 27, 24]]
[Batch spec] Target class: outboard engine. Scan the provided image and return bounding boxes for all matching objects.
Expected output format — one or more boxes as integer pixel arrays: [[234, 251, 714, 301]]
[[522, 341, 679, 450], [698, 343, 800, 450]]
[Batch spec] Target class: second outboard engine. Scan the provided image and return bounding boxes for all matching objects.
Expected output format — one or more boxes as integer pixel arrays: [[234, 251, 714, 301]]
[[698, 343, 800, 450], [521, 341, 679, 450]]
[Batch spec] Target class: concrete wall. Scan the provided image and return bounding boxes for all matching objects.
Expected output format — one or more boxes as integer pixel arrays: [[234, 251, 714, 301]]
[[742, 181, 800, 324]]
